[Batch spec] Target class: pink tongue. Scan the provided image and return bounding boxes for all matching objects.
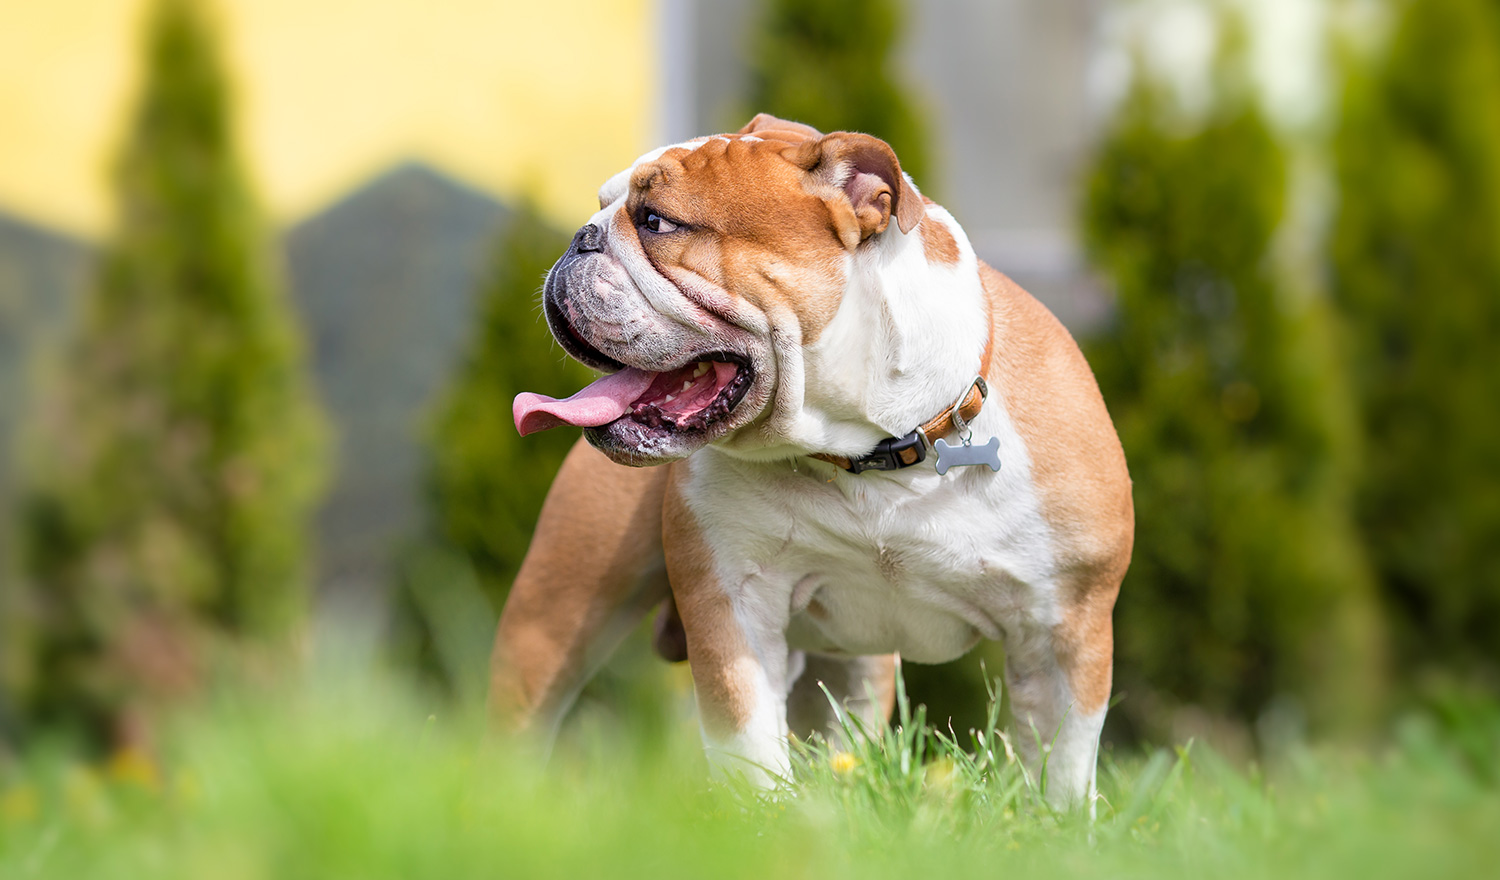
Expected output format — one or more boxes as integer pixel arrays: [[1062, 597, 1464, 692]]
[[513, 368, 657, 436]]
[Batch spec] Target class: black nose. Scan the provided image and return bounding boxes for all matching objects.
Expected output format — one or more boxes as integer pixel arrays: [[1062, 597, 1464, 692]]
[[573, 223, 604, 253]]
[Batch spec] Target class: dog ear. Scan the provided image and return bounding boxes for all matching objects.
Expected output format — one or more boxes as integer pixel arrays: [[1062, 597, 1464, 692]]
[[786, 131, 924, 246], [738, 112, 823, 140]]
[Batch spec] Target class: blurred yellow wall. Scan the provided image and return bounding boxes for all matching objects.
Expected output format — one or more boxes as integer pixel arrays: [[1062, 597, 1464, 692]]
[[0, 0, 655, 235]]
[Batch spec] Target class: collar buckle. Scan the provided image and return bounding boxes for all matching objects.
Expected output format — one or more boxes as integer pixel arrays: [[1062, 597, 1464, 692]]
[[844, 429, 928, 474]]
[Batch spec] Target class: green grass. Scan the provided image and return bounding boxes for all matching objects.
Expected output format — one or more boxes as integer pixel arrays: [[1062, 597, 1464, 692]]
[[2, 659, 1497, 880]]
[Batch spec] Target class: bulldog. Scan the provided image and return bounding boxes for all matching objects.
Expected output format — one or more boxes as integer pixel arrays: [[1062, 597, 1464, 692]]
[[491, 114, 1132, 807]]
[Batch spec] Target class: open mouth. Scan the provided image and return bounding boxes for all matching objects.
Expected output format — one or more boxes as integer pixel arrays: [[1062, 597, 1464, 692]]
[[626, 355, 751, 432], [518, 285, 756, 446], [513, 351, 753, 438]]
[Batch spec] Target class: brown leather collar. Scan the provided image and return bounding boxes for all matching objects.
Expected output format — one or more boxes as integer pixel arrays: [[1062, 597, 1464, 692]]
[[809, 284, 997, 474], [808, 376, 989, 473]]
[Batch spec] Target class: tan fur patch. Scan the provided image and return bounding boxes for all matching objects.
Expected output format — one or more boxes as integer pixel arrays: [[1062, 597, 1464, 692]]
[[980, 265, 1133, 713], [920, 216, 960, 265], [738, 112, 823, 140], [663, 464, 762, 737], [625, 136, 854, 344], [1053, 586, 1117, 713]]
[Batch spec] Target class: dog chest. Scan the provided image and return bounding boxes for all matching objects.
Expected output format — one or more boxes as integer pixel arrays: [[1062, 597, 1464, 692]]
[[681, 451, 1061, 663]]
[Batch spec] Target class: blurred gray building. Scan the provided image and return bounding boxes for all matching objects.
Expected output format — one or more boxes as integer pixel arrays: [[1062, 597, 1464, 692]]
[[284, 164, 513, 596], [661, 0, 1110, 333]]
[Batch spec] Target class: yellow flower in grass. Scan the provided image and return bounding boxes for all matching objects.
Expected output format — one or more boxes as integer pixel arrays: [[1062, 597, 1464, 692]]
[[924, 757, 956, 791], [105, 747, 161, 793], [1, 784, 40, 823], [829, 752, 860, 776]]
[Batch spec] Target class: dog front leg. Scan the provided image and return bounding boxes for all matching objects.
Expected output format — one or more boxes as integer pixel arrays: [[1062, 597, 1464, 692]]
[[663, 488, 791, 786], [676, 580, 792, 785]]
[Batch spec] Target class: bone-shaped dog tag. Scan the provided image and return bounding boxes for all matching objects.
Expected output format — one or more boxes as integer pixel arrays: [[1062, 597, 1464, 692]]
[[934, 437, 1001, 475]]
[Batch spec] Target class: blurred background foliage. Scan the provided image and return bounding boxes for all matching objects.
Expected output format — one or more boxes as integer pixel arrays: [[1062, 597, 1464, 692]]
[[747, 0, 931, 186], [1329, 0, 1500, 681], [2, 0, 327, 749], [1, 0, 1498, 759], [1083, 0, 1500, 745], [1081, 19, 1386, 740]]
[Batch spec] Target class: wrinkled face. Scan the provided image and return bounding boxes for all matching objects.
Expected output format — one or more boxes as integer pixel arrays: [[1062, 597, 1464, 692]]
[[514, 116, 923, 466], [537, 131, 852, 464]]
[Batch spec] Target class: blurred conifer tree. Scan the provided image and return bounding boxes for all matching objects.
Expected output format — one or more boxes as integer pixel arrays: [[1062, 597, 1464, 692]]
[[1330, 0, 1500, 682], [1081, 24, 1384, 739], [4, 0, 327, 748], [387, 204, 590, 702], [747, 0, 931, 187]]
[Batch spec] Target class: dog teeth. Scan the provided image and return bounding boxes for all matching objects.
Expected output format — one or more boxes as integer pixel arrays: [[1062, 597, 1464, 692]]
[[692, 362, 709, 378], [681, 380, 692, 392], [664, 394, 676, 403]]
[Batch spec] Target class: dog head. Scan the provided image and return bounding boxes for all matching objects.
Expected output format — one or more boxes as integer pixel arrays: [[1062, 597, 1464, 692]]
[[513, 113, 931, 466]]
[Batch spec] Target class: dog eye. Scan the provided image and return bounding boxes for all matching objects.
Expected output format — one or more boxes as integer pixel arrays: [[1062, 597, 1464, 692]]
[[643, 213, 679, 234]]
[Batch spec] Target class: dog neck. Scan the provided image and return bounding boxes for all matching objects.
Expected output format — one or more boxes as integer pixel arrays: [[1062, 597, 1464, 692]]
[[730, 209, 992, 462]]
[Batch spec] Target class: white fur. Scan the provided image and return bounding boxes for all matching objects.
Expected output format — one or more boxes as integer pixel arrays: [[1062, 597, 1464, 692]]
[[701, 654, 792, 787], [799, 199, 988, 453]]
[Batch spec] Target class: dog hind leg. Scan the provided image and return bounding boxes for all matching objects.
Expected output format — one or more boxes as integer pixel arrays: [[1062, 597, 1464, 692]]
[[785, 653, 897, 746], [488, 439, 671, 745], [1003, 596, 1115, 812]]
